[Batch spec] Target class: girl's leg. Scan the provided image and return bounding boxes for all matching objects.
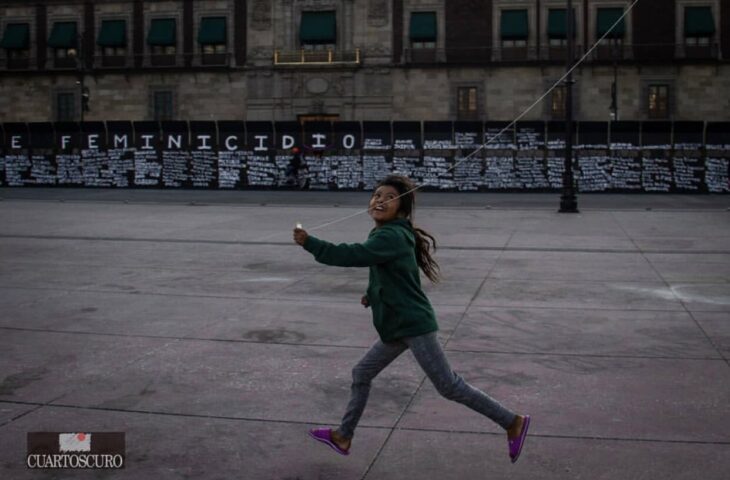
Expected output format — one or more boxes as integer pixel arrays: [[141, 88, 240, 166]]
[[404, 332, 516, 430], [336, 339, 408, 440]]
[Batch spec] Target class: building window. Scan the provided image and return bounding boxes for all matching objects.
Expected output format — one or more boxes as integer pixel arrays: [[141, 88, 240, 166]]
[[103, 46, 126, 56], [595, 8, 625, 60], [57, 92, 76, 121], [551, 85, 567, 119], [683, 6, 715, 58], [1, 23, 31, 67], [596, 8, 625, 44], [48, 22, 78, 67], [153, 90, 174, 121], [547, 9, 575, 49], [647, 84, 669, 119], [148, 18, 176, 65], [409, 12, 437, 49], [8, 48, 30, 60], [457, 87, 478, 120], [300, 11, 336, 51], [199, 17, 227, 63], [684, 6, 714, 44], [501, 10, 528, 47], [500, 9, 528, 61], [98, 20, 126, 56], [97, 19, 127, 67]]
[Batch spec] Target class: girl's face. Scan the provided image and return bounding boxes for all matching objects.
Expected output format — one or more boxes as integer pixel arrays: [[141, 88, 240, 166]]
[[369, 185, 403, 226]]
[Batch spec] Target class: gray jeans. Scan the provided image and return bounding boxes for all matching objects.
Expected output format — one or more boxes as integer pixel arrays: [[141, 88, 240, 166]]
[[336, 332, 517, 439]]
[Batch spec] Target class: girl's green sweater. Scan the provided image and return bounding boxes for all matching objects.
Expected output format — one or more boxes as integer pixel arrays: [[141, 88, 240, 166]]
[[303, 218, 438, 343]]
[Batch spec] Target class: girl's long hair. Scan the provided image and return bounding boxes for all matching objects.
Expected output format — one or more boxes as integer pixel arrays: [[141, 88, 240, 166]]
[[375, 175, 440, 283]]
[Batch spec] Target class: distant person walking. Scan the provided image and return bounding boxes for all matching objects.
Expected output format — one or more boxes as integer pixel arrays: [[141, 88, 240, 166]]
[[285, 147, 309, 189], [293, 174, 530, 462]]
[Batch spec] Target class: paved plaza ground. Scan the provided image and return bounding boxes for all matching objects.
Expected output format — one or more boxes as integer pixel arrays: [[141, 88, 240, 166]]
[[0, 188, 728, 479]]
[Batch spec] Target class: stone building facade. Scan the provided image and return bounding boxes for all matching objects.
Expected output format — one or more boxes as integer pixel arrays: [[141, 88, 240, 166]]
[[0, 0, 728, 123]]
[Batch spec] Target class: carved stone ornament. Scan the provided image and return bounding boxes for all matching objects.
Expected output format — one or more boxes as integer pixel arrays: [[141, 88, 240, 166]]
[[251, 0, 272, 31], [306, 77, 330, 95]]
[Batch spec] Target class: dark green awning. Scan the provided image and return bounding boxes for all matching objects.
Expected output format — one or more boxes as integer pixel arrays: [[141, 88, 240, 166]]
[[409, 12, 437, 42], [501, 10, 528, 40], [300, 11, 336, 44], [147, 18, 176, 46], [48, 22, 78, 48], [198, 17, 226, 45], [547, 9, 576, 39], [597, 8, 625, 38], [0, 23, 29, 49], [97, 20, 126, 47], [685, 7, 715, 36]]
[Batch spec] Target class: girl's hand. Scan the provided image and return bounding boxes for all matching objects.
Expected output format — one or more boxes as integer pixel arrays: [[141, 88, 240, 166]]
[[293, 228, 308, 246], [361, 295, 370, 308]]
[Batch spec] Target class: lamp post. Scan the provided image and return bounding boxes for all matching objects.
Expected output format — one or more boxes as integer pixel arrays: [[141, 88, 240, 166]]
[[70, 31, 90, 123], [610, 39, 619, 121], [559, 0, 579, 213]]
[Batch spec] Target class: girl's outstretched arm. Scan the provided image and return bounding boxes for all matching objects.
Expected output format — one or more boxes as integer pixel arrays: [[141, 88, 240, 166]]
[[294, 225, 410, 267]]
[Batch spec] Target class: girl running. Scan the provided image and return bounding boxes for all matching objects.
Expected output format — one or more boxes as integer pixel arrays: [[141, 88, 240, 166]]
[[293, 174, 530, 463]]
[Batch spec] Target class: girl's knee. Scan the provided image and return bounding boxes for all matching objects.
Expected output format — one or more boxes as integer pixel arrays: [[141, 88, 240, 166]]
[[436, 381, 459, 400], [434, 373, 464, 400], [352, 366, 373, 384]]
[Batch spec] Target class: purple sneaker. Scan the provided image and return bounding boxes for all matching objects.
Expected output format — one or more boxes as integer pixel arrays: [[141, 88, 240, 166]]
[[308, 428, 350, 456], [508, 415, 531, 464]]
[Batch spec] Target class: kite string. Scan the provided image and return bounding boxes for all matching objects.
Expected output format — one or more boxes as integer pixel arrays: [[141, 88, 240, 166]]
[[256, 0, 641, 241]]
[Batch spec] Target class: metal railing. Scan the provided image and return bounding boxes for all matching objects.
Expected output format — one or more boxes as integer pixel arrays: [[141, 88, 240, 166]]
[[403, 43, 721, 64], [0, 52, 233, 70], [0, 44, 720, 71], [274, 49, 360, 65]]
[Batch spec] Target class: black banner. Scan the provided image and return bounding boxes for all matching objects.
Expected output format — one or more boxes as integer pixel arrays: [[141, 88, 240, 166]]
[[245, 122, 276, 187], [423, 121, 454, 150], [706, 122, 730, 193], [575, 122, 609, 192], [334, 121, 361, 151], [55, 122, 83, 186], [393, 121, 421, 150], [0, 120, 727, 193], [133, 121, 162, 187], [303, 121, 333, 152], [190, 121, 217, 188], [80, 122, 110, 187], [454, 121, 482, 149], [106, 121, 135, 187], [362, 121, 391, 151], [217, 121, 246, 189]]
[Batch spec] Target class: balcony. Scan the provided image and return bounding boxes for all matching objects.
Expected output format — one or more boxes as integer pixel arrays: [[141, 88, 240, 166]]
[[400, 43, 721, 65], [52, 56, 78, 69], [141, 53, 233, 68], [404, 48, 444, 64], [0, 43, 721, 72], [0, 52, 235, 71], [98, 54, 128, 68], [594, 43, 628, 61], [680, 42, 719, 60], [274, 49, 360, 66], [5, 56, 32, 70]]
